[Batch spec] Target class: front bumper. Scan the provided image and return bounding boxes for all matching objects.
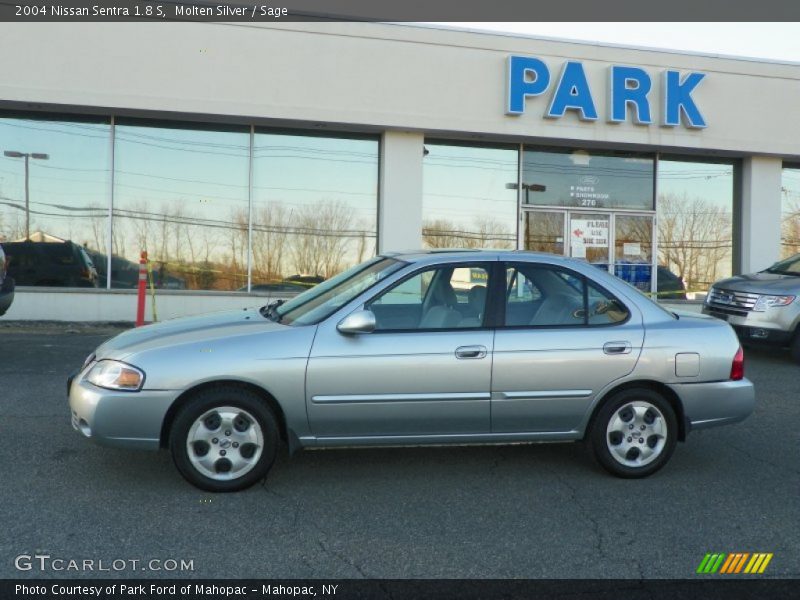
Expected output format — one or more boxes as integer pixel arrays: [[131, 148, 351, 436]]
[[669, 378, 756, 431], [702, 305, 797, 347], [68, 371, 177, 450]]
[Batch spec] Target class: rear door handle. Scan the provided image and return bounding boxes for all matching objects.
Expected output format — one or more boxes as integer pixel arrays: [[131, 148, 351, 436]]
[[455, 345, 487, 359], [603, 341, 632, 355]]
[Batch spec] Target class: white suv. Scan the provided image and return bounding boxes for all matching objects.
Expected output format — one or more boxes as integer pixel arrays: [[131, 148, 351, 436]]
[[703, 253, 800, 363]]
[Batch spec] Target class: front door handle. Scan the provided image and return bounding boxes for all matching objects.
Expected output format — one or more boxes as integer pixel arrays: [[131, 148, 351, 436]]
[[455, 345, 487, 359], [603, 341, 632, 355]]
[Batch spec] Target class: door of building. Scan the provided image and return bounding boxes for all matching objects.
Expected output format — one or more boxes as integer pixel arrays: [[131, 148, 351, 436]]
[[521, 209, 656, 295]]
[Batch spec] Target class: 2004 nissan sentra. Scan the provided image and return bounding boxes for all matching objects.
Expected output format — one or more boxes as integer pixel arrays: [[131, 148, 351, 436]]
[[68, 250, 755, 491]]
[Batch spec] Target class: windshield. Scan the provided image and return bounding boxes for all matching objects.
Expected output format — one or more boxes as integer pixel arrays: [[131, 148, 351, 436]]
[[766, 254, 800, 275], [267, 257, 406, 326]]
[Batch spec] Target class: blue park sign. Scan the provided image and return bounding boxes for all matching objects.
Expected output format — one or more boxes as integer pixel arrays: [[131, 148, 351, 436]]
[[506, 55, 707, 129]]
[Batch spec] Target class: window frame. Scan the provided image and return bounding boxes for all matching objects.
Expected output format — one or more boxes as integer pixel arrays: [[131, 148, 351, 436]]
[[497, 261, 631, 330], [363, 260, 500, 333]]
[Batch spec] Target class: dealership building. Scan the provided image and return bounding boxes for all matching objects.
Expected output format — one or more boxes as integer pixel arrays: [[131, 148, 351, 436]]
[[1, 21, 799, 321]]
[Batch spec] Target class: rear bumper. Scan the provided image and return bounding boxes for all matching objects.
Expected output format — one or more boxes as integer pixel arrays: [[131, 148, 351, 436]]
[[68, 373, 176, 450], [669, 378, 756, 432], [0, 277, 14, 316]]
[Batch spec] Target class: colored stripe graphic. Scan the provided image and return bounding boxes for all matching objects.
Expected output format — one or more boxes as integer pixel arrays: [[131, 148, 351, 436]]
[[734, 553, 750, 573], [719, 554, 737, 574], [720, 553, 750, 574], [700, 552, 774, 575], [757, 553, 773, 573], [697, 553, 727, 574]]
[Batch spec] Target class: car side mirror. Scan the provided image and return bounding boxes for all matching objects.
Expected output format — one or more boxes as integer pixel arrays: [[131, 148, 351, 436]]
[[337, 310, 376, 335]]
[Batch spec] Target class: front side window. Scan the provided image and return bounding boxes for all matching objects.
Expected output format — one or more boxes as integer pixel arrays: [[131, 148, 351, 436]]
[[367, 263, 491, 331], [504, 263, 629, 327]]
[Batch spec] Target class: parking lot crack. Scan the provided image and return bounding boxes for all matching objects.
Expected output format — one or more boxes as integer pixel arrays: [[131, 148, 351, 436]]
[[728, 442, 800, 477], [545, 466, 609, 564]]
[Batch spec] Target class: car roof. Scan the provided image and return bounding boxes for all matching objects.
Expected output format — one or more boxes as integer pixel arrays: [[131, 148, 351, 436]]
[[381, 249, 573, 264]]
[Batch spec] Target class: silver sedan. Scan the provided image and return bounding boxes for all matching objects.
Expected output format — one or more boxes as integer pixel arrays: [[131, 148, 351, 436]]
[[68, 251, 755, 491]]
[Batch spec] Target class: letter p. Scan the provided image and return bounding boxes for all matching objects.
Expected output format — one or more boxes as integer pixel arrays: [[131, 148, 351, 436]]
[[507, 55, 550, 115]]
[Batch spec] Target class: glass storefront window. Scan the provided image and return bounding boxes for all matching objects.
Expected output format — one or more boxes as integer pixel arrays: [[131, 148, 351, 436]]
[[522, 148, 654, 211], [252, 132, 378, 284], [656, 158, 734, 297], [112, 120, 250, 291], [781, 166, 800, 259], [422, 142, 518, 249], [0, 115, 110, 288]]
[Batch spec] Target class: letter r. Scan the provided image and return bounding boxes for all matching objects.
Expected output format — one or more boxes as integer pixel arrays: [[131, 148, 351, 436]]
[[507, 55, 551, 115], [609, 66, 652, 124]]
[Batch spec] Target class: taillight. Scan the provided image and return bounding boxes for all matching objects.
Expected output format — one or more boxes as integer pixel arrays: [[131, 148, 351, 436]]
[[730, 346, 745, 381]]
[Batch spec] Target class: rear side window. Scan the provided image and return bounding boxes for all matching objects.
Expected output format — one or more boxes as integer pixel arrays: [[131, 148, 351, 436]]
[[503, 263, 629, 327]]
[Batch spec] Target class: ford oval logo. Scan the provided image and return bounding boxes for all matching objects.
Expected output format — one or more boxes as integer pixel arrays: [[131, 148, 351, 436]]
[[580, 175, 599, 185]]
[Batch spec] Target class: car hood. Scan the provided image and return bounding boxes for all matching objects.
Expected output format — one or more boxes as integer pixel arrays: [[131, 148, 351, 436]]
[[713, 272, 800, 295], [95, 308, 286, 359]]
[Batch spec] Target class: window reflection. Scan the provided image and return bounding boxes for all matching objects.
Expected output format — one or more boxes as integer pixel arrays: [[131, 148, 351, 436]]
[[522, 148, 654, 211], [422, 142, 517, 249], [252, 133, 378, 284], [0, 115, 110, 288], [781, 166, 800, 259], [113, 121, 250, 291], [657, 158, 734, 296]]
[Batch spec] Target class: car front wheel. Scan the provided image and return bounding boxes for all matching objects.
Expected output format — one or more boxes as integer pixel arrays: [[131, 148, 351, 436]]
[[169, 386, 279, 492], [790, 329, 800, 364], [589, 388, 677, 478]]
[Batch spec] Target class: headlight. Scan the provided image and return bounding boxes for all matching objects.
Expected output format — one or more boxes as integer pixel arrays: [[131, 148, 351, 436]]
[[85, 360, 145, 391], [753, 294, 796, 312]]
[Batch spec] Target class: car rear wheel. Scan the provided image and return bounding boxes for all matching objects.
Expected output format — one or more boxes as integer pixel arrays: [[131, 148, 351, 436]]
[[589, 388, 677, 478], [169, 386, 279, 492]]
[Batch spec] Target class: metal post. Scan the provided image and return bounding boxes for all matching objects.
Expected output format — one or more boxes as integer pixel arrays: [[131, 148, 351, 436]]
[[107, 116, 115, 290], [24, 154, 29, 240], [247, 125, 254, 292]]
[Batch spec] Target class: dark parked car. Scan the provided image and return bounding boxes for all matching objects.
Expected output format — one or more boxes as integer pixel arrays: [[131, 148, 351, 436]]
[[3, 240, 99, 287], [0, 244, 15, 316], [86, 251, 186, 290], [285, 274, 324, 287], [239, 282, 310, 294], [655, 266, 687, 300]]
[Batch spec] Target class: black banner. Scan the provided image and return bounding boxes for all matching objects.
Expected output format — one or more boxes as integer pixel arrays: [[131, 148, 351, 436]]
[[3, 579, 800, 600], [1, 0, 800, 22]]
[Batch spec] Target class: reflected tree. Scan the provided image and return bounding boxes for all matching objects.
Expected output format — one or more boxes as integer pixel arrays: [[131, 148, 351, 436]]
[[423, 217, 514, 249], [781, 196, 800, 259], [657, 192, 732, 292]]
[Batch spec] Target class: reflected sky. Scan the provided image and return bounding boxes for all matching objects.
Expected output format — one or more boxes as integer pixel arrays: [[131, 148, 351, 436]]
[[0, 117, 110, 248], [423, 143, 517, 249]]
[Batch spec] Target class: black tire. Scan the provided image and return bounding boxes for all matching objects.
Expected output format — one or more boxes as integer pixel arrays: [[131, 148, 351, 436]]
[[791, 330, 800, 365], [588, 388, 678, 479], [169, 386, 279, 492]]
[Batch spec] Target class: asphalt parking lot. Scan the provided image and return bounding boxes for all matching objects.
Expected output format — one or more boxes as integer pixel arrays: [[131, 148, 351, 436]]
[[2, 325, 798, 579]]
